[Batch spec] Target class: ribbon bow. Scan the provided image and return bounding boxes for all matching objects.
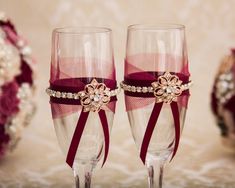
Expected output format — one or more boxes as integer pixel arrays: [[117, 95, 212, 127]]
[[122, 71, 191, 164], [48, 77, 118, 168]]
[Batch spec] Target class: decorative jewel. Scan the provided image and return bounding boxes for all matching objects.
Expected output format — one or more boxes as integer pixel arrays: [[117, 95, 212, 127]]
[[120, 77, 191, 96], [80, 79, 111, 112], [46, 86, 119, 101], [151, 72, 183, 104]]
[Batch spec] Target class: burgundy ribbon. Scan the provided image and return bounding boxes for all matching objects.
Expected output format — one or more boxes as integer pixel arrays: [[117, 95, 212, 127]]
[[124, 72, 190, 164], [50, 77, 117, 168]]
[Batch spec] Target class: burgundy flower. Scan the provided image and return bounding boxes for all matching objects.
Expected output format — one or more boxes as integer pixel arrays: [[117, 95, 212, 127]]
[[0, 114, 7, 125], [0, 81, 20, 124], [16, 59, 33, 85]]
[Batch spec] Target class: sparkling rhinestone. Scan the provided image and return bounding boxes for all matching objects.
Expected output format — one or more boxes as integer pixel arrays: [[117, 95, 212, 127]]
[[148, 87, 153, 92], [166, 87, 173, 94], [48, 90, 52, 95], [142, 87, 148, 93], [56, 91, 61, 98], [131, 86, 136, 92], [61, 92, 67, 98], [127, 85, 131, 91], [67, 93, 73, 99], [94, 94, 101, 102], [52, 91, 56, 97], [136, 87, 142, 92], [74, 93, 80, 99]]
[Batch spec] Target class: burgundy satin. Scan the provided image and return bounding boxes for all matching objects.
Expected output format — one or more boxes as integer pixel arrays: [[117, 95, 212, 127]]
[[66, 110, 89, 167], [124, 71, 190, 164], [140, 102, 163, 163], [49, 77, 117, 168]]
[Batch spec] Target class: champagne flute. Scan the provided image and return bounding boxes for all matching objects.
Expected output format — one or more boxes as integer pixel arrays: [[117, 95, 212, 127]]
[[47, 27, 117, 188], [122, 24, 191, 188]]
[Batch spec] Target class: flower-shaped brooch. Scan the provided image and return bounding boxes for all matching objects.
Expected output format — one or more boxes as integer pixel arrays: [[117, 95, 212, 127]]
[[80, 79, 111, 112], [151, 72, 183, 104]]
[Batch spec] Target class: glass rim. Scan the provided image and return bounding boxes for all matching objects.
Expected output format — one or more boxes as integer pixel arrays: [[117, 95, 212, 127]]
[[128, 23, 185, 31], [53, 26, 112, 35]]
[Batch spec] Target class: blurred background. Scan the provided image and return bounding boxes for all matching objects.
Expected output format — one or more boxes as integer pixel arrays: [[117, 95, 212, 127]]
[[0, 0, 235, 187]]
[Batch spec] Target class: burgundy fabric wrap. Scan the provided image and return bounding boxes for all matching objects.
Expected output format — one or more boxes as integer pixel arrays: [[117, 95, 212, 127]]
[[50, 77, 117, 168], [124, 71, 190, 164]]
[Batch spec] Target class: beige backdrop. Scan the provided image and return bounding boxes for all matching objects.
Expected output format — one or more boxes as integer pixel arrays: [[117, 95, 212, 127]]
[[0, 0, 235, 188]]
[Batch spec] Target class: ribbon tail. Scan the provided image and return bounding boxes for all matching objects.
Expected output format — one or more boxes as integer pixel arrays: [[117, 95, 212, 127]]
[[98, 110, 110, 168], [140, 102, 163, 164], [66, 109, 89, 168], [96, 144, 103, 160], [170, 101, 181, 162]]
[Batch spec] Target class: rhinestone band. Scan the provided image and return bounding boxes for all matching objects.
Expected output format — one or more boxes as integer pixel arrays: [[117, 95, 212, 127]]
[[120, 81, 192, 93], [46, 87, 120, 99]]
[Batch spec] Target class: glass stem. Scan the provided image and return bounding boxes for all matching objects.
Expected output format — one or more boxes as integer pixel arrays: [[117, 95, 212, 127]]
[[147, 159, 165, 188], [73, 163, 93, 188]]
